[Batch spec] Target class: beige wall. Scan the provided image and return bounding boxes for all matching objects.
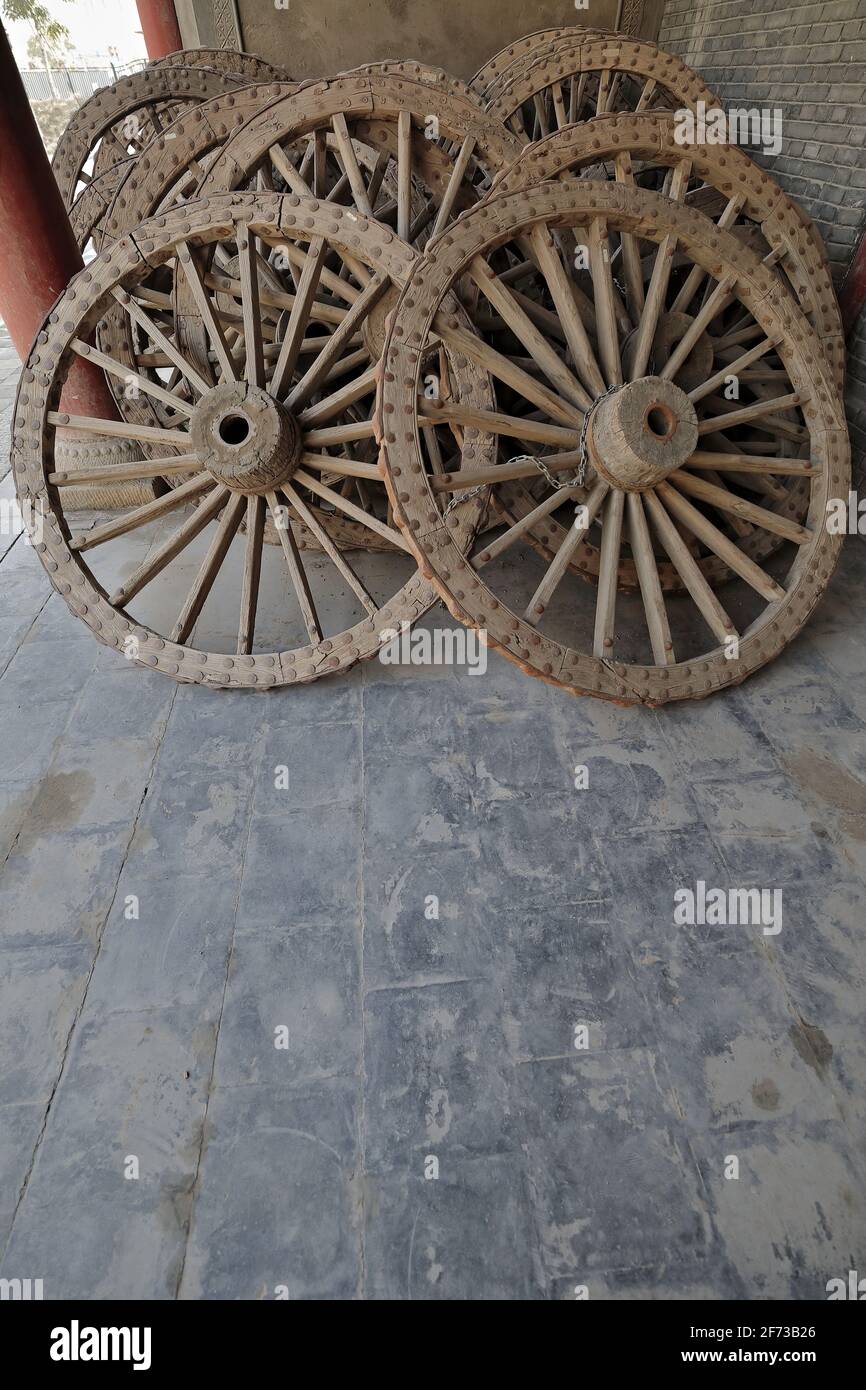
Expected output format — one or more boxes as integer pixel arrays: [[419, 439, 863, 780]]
[[177, 0, 664, 82]]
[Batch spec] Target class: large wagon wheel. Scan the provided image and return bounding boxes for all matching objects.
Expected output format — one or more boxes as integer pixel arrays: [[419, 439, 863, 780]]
[[51, 66, 249, 210], [468, 25, 606, 99], [179, 73, 520, 548], [148, 48, 289, 82], [377, 182, 848, 705], [483, 35, 721, 144], [477, 112, 845, 584], [12, 194, 491, 687]]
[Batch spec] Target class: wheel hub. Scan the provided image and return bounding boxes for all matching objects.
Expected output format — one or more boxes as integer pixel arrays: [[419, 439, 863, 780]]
[[587, 376, 699, 493], [191, 383, 303, 495]]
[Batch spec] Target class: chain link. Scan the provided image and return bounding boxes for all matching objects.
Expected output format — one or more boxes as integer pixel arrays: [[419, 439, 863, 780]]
[[441, 383, 624, 517]]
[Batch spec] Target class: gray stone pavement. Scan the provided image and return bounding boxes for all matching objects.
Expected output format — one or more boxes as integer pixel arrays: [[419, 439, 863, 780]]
[[0, 322, 865, 1299]]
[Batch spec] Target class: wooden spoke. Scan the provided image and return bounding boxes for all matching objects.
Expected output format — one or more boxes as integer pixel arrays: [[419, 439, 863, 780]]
[[71, 473, 213, 552], [281, 483, 377, 617], [419, 402, 582, 447], [171, 492, 246, 644], [643, 489, 736, 645], [656, 480, 786, 603], [430, 450, 582, 492], [268, 142, 313, 197], [613, 153, 645, 325], [593, 488, 625, 657], [237, 223, 264, 388], [659, 273, 736, 380], [587, 218, 622, 386], [330, 114, 374, 218], [668, 469, 812, 544], [303, 420, 376, 448], [397, 110, 412, 241], [70, 338, 195, 417], [298, 364, 377, 427], [635, 76, 657, 111], [435, 316, 584, 427], [111, 287, 210, 395], [628, 233, 676, 381], [551, 81, 569, 129], [671, 195, 745, 315], [286, 271, 390, 410], [110, 485, 229, 608], [269, 235, 328, 399], [313, 127, 328, 199], [299, 453, 380, 480], [266, 491, 322, 643], [49, 454, 202, 488], [430, 134, 477, 240], [238, 495, 265, 654], [696, 393, 802, 435], [596, 69, 611, 116], [468, 256, 593, 411], [48, 411, 190, 447], [293, 468, 410, 552], [175, 241, 238, 383], [688, 336, 779, 403], [627, 493, 674, 665], [685, 450, 817, 476], [523, 479, 610, 620], [526, 226, 606, 398]]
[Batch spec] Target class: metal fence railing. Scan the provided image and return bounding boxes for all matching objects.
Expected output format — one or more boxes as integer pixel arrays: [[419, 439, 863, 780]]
[[21, 63, 144, 102]]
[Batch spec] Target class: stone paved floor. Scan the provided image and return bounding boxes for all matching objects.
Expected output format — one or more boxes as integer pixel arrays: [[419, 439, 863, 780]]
[[0, 322, 865, 1300]]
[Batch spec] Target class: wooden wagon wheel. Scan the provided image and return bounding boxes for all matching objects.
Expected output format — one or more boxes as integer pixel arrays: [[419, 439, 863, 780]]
[[468, 25, 607, 99], [51, 66, 249, 210], [95, 81, 431, 550], [376, 182, 848, 706], [483, 35, 721, 144], [11, 193, 491, 688], [147, 48, 289, 82], [178, 73, 520, 548], [476, 111, 845, 585]]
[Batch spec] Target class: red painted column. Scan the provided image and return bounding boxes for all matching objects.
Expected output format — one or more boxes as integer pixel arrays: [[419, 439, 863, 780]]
[[0, 22, 117, 417], [135, 0, 183, 60]]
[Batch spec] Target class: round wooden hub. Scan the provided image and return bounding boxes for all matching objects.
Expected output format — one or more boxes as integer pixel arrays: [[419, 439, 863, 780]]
[[587, 377, 698, 493], [191, 383, 302, 495]]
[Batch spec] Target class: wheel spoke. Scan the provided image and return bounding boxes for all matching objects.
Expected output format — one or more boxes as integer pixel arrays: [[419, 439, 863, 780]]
[[523, 478, 609, 620], [688, 336, 779, 403], [237, 223, 264, 388], [47, 411, 190, 447], [627, 492, 674, 665], [628, 233, 676, 381], [526, 225, 607, 398], [435, 317, 585, 427], [171, 491, 246, 643], [420, 401, 582, 447], [238, 495, 265, 654], [111, 287, 210, 395], [110, 485, 229, 608], [397, 110, 412, 241], [643, 489, 737, 645], [176, 241, 238, 383], [281, 483, 377, 616], [330, 114, 374, 218], [696, 392, 802, 435], [659, 273, 736, 381], [286, 271, 390, 410], [293, 467, 410, 551], [588, 218, 623, 386], [657, 479, 786, 602], [593, 488, 624, 657], [668, 469, 812, 544], [266, 491, 322, 643], [269, 235, 328, 399], [71, 473, 213, 552], [298, 364, 377, 427], [430, 135, 477, 240]]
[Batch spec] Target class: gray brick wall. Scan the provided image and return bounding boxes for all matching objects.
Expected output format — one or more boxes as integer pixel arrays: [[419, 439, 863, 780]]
[[658, 0, 866, 474]]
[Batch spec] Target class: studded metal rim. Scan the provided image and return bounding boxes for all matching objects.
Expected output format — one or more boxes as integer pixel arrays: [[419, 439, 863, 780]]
[[345, 61, 482, 105], [468, 25, 609, 97], [490, 111, 845, 391], [51, 66, 249, 210], [483, 35, 722, 131], [147, 49, 289, 82], [376, 182, 848, 706], [11, 193, 492, 690], [69, 161, 133, 255]]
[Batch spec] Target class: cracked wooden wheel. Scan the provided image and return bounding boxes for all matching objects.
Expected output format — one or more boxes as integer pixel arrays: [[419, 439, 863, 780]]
[[11, 193, 491, 688], [377, 182, 849, 706], [482, 34, 721, 145], [147, 49, 289, 82], [51, 66, 250, 210]]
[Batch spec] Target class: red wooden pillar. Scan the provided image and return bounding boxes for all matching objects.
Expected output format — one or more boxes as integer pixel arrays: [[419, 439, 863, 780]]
[[135, 0, 183, 60], [0, 21, 117, 417]]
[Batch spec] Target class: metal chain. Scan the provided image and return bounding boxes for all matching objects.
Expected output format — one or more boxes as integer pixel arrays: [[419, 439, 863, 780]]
[[442, 382, 624, 517]]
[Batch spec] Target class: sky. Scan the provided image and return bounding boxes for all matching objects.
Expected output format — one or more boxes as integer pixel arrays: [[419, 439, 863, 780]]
[[7, 0, 148, 68]]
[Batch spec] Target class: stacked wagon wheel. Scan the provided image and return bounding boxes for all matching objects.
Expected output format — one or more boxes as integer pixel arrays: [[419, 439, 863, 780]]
[[14, 29, 847, 703]]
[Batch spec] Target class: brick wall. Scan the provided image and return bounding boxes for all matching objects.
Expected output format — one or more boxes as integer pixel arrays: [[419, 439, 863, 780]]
[[658, 0, 866, 471]]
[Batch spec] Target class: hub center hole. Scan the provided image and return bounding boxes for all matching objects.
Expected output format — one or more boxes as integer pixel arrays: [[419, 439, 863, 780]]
[[218, 413, 251, 447], [645, 403, 676, 442]]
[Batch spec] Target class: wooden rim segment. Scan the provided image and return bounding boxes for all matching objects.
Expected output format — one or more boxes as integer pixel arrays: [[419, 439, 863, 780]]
[[469, 25, 608, 97], [483, 34, 722, 139], [376, 182, 848, 706], [147, 49, 289, 82], [11, 194, 492, 689], [51, 66, 250, 210]]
